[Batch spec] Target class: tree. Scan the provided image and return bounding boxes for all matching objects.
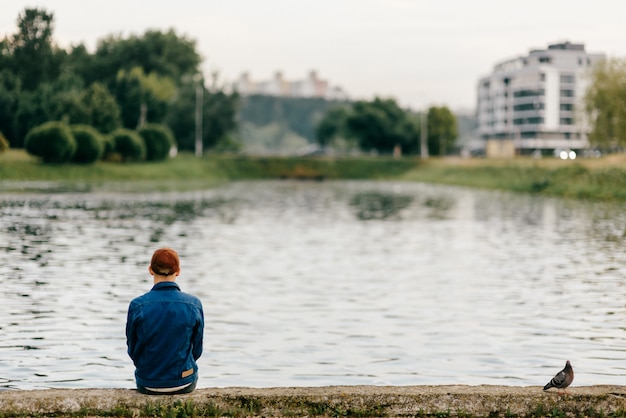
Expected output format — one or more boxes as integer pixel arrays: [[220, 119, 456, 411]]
[[345, 97, 419, 155], [7, 8, 64, 91], [166, 77, 240, 152], [0, 70, 20, 146], [88, 29, 201, 87], [81, 82, 122, 133], [315, 105, 351, 147], [427, 106, 458, 156], [113, 66, 176, 129], [584, 58, 626, 151]]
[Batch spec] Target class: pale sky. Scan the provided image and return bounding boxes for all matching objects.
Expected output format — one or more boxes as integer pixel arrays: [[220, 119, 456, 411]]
[[1, 0, 625, 112]]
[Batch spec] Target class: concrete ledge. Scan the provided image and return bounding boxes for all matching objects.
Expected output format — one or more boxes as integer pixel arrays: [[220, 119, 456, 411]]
[[1, 385, 626, 417]]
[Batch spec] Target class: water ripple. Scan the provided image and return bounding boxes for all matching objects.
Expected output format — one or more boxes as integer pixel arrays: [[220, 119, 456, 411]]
[[0, 180, 625, 389]]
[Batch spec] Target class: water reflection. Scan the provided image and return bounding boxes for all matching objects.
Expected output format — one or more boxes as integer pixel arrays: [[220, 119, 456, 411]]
[[350, 191, 413, 220], [0, 180, 625, 390]]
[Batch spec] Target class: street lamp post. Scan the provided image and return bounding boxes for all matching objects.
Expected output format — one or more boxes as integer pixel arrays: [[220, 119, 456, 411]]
[[194, 75, 204, 157]]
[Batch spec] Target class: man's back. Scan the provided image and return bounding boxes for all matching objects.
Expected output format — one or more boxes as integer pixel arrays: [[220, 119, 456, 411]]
[[126, 248, 204, 394]]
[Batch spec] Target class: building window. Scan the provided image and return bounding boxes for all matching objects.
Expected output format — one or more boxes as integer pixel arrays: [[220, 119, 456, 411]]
[[539, 56, 551, 63], [514, 89, 544, 98], [514, 103, 544, 111], [560, 74, 576, 83], [560, 103, 574, 111], [560, 118, 574, 125], [560, 89, 575, 97]]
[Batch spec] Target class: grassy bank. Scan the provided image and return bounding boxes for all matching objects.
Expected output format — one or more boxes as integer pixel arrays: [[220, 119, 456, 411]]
[[3, 149, 626, 200], [401, 155, 626, 201]]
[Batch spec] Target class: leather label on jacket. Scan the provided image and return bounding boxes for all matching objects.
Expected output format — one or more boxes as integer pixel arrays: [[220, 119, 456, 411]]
[[182, 368, 194, 378]]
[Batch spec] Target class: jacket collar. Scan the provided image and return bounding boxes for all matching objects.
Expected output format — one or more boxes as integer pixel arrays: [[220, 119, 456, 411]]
[[151, 281, 181, 291]]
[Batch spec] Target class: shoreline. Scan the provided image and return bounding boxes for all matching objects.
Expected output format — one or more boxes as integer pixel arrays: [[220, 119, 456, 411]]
[[1, 385, 625, 417]]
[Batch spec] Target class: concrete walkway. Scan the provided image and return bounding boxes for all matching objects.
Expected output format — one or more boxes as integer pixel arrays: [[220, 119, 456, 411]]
[[1, 385, 625, 417]]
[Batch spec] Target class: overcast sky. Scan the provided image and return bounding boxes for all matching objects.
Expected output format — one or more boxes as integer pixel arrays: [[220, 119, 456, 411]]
[[1, 0, 625, 112]]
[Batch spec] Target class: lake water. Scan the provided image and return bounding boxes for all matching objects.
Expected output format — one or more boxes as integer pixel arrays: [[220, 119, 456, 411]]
[[1, 180, 625, 390]]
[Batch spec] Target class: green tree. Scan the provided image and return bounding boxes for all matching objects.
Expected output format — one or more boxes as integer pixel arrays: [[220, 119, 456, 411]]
[[427, 106, 458, 156], [13, 89, 49, 148], [0, 70, 20, 146], [7, 8, 64, 91], [345, 97, 418, 155], [315, 105, 351, 147], [113, 66, 175, 129], [166, 77, 240, 153], [88, 29, 201, 87], [584, 57, 626, 151], [240, 94, 347, 142], [82, 82, 122, 133]]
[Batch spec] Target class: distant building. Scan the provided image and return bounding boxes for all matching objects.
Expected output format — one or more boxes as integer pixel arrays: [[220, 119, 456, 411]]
[[234, 70, 348, 101], [476, 41, 605, 156]]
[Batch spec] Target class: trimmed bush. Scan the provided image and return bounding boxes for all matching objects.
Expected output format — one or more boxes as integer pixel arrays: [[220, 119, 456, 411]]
[[24, 122, 76, 163], [138, 123, 175, 161], [0, 131, 9, 153], [101, 134, 116, 160], [111, 128, 146, 162], [70, 125, 104, 164]]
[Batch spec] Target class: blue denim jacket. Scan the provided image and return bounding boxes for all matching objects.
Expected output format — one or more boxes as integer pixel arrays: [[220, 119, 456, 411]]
[[126, 281, 204, 389]]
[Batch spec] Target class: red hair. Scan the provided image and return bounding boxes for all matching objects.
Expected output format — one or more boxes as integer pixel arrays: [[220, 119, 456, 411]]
[[150, 247, 180, 276]]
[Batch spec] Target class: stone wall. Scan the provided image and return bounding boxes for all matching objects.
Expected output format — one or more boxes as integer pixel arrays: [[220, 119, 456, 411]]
[[1, 385, 625, 417]]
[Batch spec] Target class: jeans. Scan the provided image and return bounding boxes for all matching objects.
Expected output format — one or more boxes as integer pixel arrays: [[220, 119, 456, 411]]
[[137, 378, 197, 395]]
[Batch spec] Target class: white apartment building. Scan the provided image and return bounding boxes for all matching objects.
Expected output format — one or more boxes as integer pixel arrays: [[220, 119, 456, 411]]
[[233, 70, 348, 101], [476, 42, 605, 155]]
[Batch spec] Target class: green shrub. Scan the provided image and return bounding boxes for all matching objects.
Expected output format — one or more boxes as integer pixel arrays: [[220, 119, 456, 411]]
[[70, 125, 104, 164], [138, 123, 175, 161], [0, 131, 9, 153], [101, 134, 116, 160], [111, 128, 146, 162], [24, 121, 76, 163]]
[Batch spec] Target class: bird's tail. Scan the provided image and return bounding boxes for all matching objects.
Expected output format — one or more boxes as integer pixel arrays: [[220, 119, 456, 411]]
[[543, 382, 553, 391]]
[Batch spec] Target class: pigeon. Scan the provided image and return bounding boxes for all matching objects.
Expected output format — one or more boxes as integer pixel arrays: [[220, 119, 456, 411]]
[[543, 360, 574, 391]]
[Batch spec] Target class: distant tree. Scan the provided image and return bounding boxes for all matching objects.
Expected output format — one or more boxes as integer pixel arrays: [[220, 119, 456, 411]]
[[11, 74, 86, 147], [13, 89, 49, 148], [239, 94, 346, 142], [427, 106, 458, 156], [315, 105, 351, 147], [42, 71, 88, 124], [166, 77, 240, 152], [113, 66, 176, 129], [88, 29, 201, 87], [345, 97, 419, 154], [203, 89, 240, 150], [81, 82, 122, 133], [584, 57, 626, 151], [0, 70, 20, 146], [6, 8, 65, 91]]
